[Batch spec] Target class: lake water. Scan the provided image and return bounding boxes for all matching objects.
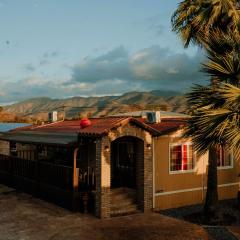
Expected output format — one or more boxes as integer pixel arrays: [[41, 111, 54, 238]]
[[0, 123, 31, 132]]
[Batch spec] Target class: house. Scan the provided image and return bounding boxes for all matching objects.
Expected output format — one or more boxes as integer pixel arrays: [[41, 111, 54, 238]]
[[0, 112, 238, 218], [0, 123, 31, 155]]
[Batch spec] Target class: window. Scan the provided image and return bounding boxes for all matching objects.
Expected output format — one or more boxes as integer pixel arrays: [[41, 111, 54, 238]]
[[170, 143, 194, 172], [10, 142, 17, 157], [217, 145, 233, 168]]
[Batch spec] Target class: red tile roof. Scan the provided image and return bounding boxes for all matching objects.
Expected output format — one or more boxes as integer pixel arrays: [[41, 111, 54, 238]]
[[12, 117, 188, 137], [147, 118, 188, 134], [12, 117, 131, 136]]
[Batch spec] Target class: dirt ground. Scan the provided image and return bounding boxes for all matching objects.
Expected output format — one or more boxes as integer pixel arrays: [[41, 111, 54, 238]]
[[0, 184, 211, 240]]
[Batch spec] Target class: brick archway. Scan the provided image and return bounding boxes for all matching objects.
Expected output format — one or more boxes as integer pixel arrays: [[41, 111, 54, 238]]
[[110, 136, 145, 213], [95, 122, 153, 218], [110, 136, 143, 189]]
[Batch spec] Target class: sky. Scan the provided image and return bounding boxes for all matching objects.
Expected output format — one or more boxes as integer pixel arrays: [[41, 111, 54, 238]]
[[0, 0, 207, 104]]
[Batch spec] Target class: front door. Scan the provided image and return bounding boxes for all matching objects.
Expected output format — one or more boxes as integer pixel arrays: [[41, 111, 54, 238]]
[[111, 139, 136, 188]]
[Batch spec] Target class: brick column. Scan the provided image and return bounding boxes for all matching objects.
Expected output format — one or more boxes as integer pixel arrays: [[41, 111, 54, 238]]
[[136, 138, 153, 212], [95, 137, 111, 218], [143, 141, 153, 211]]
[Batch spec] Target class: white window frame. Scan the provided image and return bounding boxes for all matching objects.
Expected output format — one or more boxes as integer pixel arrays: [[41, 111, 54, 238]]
[[169, 142, 196, 175], [217, 147, 234, 170]]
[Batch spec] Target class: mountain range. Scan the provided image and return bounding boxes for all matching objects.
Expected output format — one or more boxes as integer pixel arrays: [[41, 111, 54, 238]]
[[3, 90, 187, 122]]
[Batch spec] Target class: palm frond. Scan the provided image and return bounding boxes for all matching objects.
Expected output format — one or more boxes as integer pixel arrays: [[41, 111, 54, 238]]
[[184, 83, 240, 156], [171, 0, 240, 47]]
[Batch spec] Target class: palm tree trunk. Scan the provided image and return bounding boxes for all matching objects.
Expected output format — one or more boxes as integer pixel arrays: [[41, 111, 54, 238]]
[[204, 146, 218, 218]]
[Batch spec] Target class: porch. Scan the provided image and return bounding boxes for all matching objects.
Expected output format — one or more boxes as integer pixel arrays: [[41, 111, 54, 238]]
[[0, 138, 97, 213]]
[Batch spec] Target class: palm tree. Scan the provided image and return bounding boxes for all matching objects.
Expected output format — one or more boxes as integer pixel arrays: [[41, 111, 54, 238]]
[[185, 82, 240, 216], [185, 31, 240, 216], [172, 1, 240, 217], [172, 0, 240, 48]]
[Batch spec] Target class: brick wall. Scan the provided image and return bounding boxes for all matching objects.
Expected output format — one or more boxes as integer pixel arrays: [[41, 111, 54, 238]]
[[95, 122, 153, 218]]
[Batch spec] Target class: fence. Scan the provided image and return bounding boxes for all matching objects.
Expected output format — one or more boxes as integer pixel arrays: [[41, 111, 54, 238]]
[[0, 154, 73, 189], [0, 154, 74, 209]]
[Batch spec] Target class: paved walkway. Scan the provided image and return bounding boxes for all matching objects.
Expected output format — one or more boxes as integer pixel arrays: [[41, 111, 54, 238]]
[[0, 185, 211, 240]]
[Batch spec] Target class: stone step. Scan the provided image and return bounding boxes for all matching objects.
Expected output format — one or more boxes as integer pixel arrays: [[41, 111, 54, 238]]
[[110, 187, 138, 217], [111, 194, 136, 202], [110, 187, 136, 195], [110, 188, 137, 201], [111, 198, 137, 209], [110, 204, 139, 217]]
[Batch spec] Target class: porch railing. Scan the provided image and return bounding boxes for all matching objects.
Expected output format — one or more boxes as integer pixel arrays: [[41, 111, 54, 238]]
[[78, 167, 95, 191], [38, 161, 72, 190], [0, 154, 73, 190]]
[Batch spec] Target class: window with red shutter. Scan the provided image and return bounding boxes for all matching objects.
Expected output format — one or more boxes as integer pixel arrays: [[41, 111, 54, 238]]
[[170, 143, 194, 173]]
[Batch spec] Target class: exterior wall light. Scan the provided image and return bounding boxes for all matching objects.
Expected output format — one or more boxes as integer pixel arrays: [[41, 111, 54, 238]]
[[147, 144, 151, 150], [104, 146, 110, 153]]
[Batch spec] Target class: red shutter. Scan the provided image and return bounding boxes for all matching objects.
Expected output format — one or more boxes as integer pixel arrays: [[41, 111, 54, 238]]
[[182, 144, 188, 170], [175, 145, 182, 170]]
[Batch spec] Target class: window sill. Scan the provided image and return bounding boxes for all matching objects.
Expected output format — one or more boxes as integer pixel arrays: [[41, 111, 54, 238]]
[[169, 169, 195, 175], [217, 166, 233, 170]]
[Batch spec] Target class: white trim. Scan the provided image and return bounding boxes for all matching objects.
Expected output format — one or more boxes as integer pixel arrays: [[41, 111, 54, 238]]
[[217, 166, 233, 170], [169, 142, 196, 174], [169, 169, 195, 175], [152, 138, 156, 208], [155, 187, 202, 196], [218, 182, 239, 188], [155, 182, 239, 197]]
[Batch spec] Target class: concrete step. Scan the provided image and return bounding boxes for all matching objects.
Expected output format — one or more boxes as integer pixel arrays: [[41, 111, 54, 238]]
[[111, 194, 136, 203], [110, 187, 136, 195], [110, 187, 138, 217], [110, 191, 137, 204], [110, 204, 139, 217], [111, 198, 136, 209], [110, 188, 137, 200]]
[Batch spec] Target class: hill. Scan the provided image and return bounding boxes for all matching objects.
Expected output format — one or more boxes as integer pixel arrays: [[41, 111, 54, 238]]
[[3, 91, 187, 121], [0, 108, 20, 122]]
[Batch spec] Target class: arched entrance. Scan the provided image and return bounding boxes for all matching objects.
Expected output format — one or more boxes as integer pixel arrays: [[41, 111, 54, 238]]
[[111, 136, 144, 189]]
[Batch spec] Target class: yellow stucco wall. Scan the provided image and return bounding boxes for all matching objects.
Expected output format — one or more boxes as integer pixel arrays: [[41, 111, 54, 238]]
[[154, 131, 240, 210]]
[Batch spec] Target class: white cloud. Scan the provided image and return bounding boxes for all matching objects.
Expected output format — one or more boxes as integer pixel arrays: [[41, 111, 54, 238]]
[[0, 45, 207, 104]]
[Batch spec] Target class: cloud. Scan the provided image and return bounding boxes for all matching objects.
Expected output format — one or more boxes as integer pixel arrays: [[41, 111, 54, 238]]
[[24, 63, 35, 72], [0, 45, 207, 104], [0, 76, 85, 103], [70, 45, 206, 91], [71, 46, 131, 83]]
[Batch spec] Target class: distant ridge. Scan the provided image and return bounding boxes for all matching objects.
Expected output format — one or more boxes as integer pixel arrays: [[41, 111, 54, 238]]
[[3, 90, 186, 121]]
